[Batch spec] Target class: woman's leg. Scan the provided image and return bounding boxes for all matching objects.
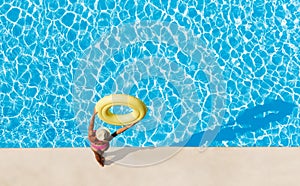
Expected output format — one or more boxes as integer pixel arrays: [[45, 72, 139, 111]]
[[92, 149, 105, 167]]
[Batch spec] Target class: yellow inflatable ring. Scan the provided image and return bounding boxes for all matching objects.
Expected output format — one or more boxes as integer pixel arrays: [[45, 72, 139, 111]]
[[95, 94, 147, 126]]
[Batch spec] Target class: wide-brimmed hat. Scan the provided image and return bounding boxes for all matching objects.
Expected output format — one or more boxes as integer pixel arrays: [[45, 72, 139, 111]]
[[95, 127, 111, 141]]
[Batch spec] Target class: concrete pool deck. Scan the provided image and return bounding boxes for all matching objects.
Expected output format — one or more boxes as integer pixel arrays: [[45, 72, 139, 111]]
[[1, 148, 299, 186]]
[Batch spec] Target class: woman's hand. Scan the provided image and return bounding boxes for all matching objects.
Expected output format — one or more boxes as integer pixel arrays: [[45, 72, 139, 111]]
[[94, 107, 97, 114], [127, 122, 137, 128]]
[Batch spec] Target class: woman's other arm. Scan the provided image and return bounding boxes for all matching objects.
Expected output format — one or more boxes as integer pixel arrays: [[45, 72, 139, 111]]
[[88, 109, 98, 141]]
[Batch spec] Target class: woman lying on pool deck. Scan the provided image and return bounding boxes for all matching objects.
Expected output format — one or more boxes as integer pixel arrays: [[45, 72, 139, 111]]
[[88, 109, 137, 167]]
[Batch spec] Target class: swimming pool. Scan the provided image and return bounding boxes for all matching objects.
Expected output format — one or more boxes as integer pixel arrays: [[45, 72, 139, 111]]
[[0, 0, 299, 148]]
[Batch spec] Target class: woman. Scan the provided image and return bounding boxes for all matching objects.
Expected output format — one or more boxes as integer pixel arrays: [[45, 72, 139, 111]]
[[88, 109, 136, 167]]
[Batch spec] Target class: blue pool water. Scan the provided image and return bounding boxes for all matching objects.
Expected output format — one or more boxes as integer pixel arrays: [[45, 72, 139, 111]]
[[0, 0, 299, 148]]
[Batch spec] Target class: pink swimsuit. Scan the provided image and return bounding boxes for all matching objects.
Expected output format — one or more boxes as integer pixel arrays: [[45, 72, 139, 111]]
[[91, 142, 109, 151]]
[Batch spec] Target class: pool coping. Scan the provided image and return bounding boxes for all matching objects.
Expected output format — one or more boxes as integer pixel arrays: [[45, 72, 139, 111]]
[[1, 147, 299, 186]]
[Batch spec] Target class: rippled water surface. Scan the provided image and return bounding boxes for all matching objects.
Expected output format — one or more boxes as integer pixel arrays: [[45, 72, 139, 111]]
[[0, 0, 299, 147]]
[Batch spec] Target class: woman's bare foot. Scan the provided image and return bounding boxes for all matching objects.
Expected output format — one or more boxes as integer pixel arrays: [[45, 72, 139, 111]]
[[99, 157, 105, 167]]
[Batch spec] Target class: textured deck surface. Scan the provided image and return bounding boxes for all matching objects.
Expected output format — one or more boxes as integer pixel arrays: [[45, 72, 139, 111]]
[[1, 148, 299, 186]]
